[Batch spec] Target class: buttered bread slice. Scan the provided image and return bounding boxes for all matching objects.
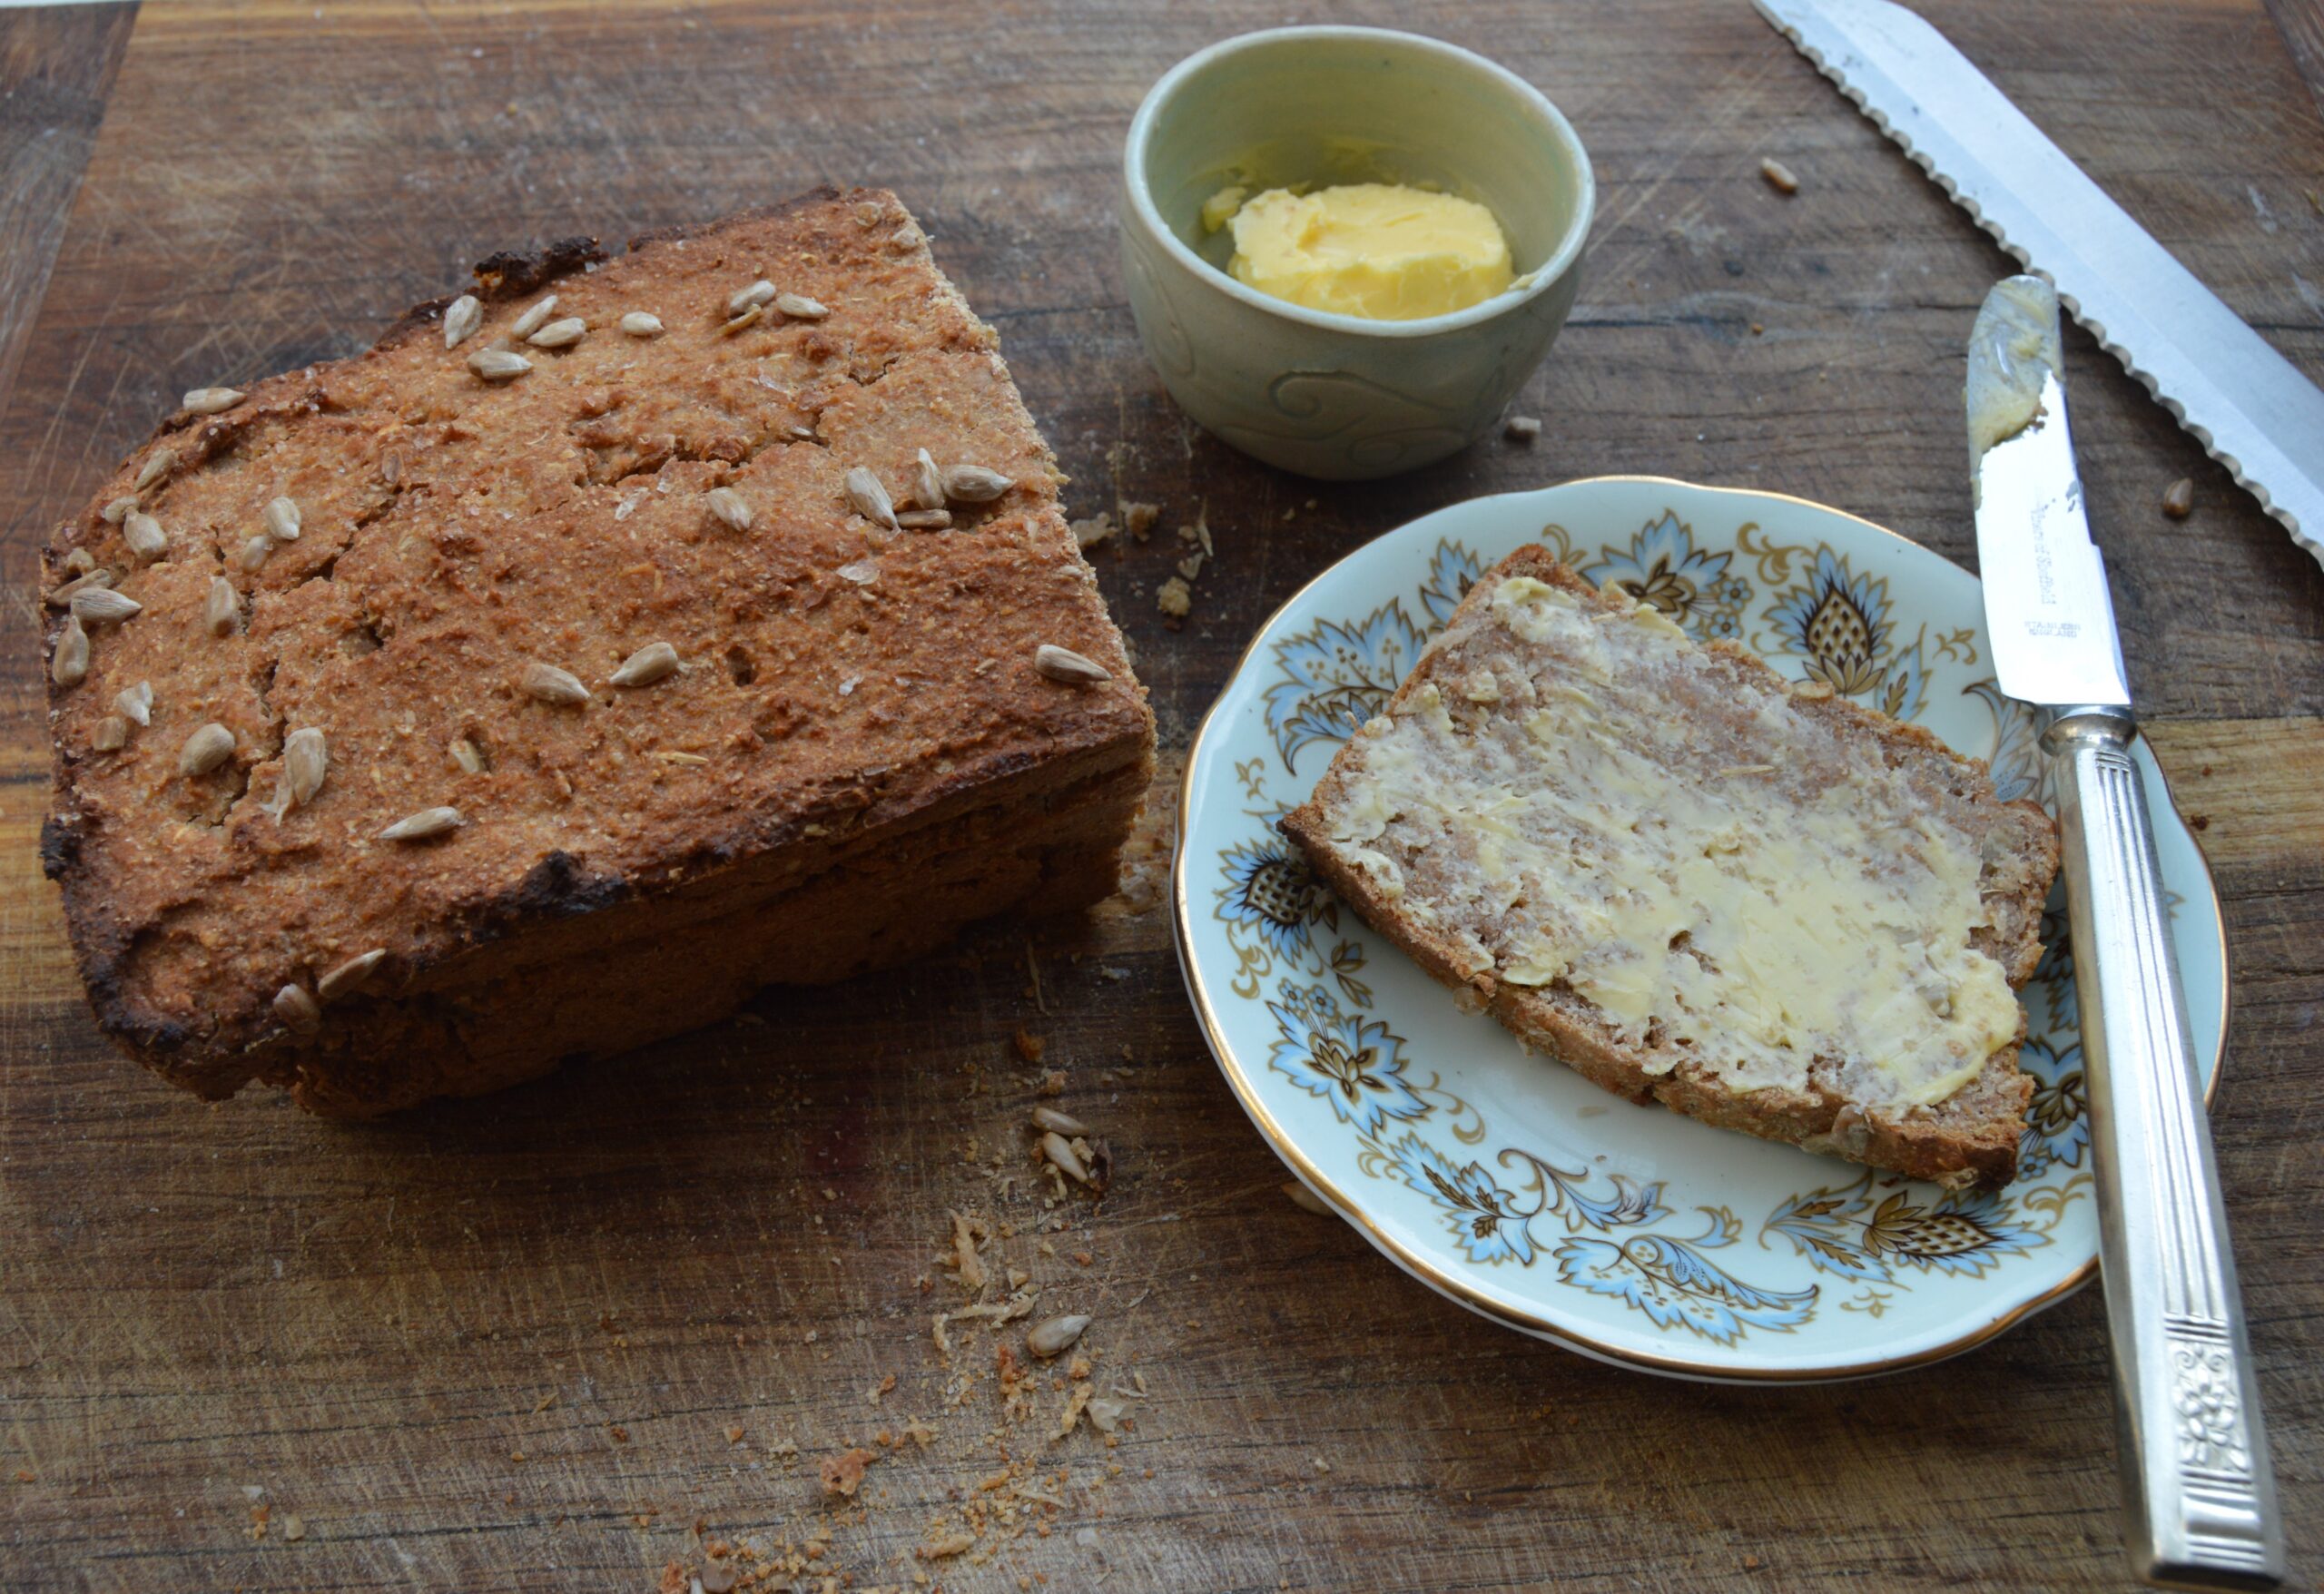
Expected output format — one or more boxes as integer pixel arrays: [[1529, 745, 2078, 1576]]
[[1281, 551, 2058, 1188]]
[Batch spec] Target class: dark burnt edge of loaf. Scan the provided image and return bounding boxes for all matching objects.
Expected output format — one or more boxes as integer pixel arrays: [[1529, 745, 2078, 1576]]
[[369, 185, 861, 356]]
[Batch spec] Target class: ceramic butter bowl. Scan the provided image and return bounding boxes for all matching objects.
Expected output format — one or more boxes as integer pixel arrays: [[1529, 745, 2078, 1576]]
[[1120, 27, 1595, 480]]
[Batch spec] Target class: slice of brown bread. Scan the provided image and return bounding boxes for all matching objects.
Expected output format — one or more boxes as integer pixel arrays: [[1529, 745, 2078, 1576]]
[[42, 188, 1155, 1116], [1281, 550, 2059, 1189]]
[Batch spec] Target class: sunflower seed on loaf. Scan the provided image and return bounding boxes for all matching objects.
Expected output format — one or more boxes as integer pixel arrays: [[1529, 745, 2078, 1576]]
[[1034, 644, 1109, 685], [114, 681, 153, 725], [468, 349, 532, 381], [942, 464, 1014, 503], [379, 805, 463, 842], [179, 722, 234, 776], [610, 642, 679, 687], [523, 661, 592, 704], [317, 949, 385, 1000], [72, 586, 143, 625], [510, 294, 558, 339], [443, 294, 482, 348], [183, 387, 243, 415], [844, 467, 899, 531], [123, 512, 167, 563], [263, 497, 302, 541]]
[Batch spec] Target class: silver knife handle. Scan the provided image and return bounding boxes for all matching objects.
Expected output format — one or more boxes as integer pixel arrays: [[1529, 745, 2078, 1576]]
[[2047, 708, 2281, 1590]]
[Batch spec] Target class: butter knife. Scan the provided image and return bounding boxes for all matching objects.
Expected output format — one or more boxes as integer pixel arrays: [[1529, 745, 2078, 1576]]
[[1967, 275, 2281, 1591], [1762, 0, 2324, 571]]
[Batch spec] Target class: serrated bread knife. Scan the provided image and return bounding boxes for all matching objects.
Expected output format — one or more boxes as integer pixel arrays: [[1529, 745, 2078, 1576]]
[[1968, 275, 2280, 1591], [1759, 0, 2324, 571]]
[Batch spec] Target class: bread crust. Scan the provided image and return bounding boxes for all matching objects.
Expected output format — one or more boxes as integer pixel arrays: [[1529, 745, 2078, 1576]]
[[44, 189, 1154, 1112], [1283, 549, 2057, 1189]]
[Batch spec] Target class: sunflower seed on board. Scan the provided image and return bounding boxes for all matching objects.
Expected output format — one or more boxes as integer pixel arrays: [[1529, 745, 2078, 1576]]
[[527, 316, 586, 349], [134, 449, 176, 491], [179, 722, 234, 776], [510, 294, 558, 339], [183, 387, 244, 415], [704, 487, 754, 532], [443, 294, 483, 349], [610, 641, 679, 687], [281, 727, 328, 812], [468, 349, 533, 381], [1025, 1314, 1090, 1359], [773, 291, 828, 320], [72, 586, 143, 625], [522, 661, 592, 705], [317, 948, 386, 1001], [909, 448, 945, 511], [239, 535, 272, 571], [1033, 644, 1110, 685], [123, 512, 167, 562], [379, 805, 463, 842], [895, 509, 950, 531], [274, 983, 323, 1036], [263, 496, 302, 542], [720, 304, 763, 337], [204, 576, 241, 637], [51, 615, 88, 687], [1759, 157, 1799, 195], [92, 715, 129, 753], [727, 279, 777, 316], [114, 681, 153, 725], [1039, 1130, 1091, 1185], [1029, 1105, 1088, 1136], [101, 497, 137, 526], [843, 467, 899, 531], [941, 464, 1013, 504], [619, 311, 665, 339]]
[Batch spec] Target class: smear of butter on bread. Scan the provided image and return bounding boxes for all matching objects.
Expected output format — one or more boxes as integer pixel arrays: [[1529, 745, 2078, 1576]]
[[1324, 575, 2022, 1110]]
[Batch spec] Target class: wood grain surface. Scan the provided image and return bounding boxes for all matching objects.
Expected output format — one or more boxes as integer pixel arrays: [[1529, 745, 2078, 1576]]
[[3, 3, 2321, 1590]]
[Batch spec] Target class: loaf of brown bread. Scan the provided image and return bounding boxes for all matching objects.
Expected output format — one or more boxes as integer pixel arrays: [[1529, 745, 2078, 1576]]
[[42, 188, 1154, 1116], [1282, 551, 2057, 1188]]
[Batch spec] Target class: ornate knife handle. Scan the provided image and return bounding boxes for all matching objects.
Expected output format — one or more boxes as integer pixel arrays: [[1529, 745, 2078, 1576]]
[[2048, 708, 2281, 1590]]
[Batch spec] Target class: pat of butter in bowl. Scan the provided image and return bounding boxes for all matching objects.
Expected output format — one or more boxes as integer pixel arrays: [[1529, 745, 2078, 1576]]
[[1206, 182, 1515, 320]]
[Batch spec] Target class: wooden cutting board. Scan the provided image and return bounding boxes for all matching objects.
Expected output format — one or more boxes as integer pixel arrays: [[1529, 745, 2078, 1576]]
[[3, 3, 2320, 1589]]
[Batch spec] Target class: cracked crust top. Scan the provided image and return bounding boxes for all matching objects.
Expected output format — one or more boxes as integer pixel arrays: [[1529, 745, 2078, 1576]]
[[41, 187, 1153, 1093]]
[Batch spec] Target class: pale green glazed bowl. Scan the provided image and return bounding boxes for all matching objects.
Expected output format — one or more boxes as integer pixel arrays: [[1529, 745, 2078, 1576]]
[[1119, 26, 1595, 480]]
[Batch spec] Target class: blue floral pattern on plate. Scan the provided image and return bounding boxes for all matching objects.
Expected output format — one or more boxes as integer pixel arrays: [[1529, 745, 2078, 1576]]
[[1176, 479, 2227, 1379]]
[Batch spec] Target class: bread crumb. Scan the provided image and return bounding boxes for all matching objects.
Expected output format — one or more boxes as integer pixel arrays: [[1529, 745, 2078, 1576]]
[[1157, 577, 1192, 618], [819, 1446, 876, 1499], [1014, 1028, 1046, 1063], [1121, 501, 1160, 540], [1503, 415, 1541, 442], [281, 1515, 306, 1542], [725, 1424, 745, 1444], [1069, 511, 1115, 549]]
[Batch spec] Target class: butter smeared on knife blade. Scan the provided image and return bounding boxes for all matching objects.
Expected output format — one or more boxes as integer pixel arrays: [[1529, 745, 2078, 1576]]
[[1758, 0, 2324, 571], [1968, 276, 2131, 710]]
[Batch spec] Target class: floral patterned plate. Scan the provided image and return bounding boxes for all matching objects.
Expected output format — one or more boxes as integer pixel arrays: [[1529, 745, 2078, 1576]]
[[1172, 477, 2227, 1382]]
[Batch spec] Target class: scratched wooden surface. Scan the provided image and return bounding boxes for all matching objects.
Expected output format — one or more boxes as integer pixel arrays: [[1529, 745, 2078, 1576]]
[[3, 3, 2321, 1590]]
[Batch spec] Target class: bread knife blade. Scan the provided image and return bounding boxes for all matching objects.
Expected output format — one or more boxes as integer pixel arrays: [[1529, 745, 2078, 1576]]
[[1760, 0, 2324, 572]]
